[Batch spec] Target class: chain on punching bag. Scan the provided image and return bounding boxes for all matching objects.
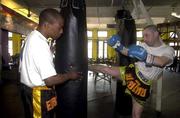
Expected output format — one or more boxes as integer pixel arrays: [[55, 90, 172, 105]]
[[114, 9, 137, 116], [55, 0, 87, 118]]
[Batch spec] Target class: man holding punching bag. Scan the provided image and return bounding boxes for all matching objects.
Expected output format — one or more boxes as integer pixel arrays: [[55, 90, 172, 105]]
[[89, 25, 174, 118], [19, 8, 82, 118]]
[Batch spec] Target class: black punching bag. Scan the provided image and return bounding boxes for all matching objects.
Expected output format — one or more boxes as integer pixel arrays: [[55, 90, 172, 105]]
[[55, 0, 87, 118], [114, 9, 136, 116]]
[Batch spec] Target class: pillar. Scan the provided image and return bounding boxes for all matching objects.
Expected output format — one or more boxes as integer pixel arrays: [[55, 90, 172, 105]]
[[0, 29, 9, 69], [12, 33, 21, 55], [92, 29, 98, 61], [107, 29, 117, 60]]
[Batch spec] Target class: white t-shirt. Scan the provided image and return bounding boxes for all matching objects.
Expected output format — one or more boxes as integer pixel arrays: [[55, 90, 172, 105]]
[[135, 42, 174, 80], [19, 30, 57, 87]]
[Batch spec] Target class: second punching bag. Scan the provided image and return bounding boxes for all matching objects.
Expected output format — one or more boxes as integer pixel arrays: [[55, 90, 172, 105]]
[[114, 9, 137, 117], [55, 0, 87, 118]]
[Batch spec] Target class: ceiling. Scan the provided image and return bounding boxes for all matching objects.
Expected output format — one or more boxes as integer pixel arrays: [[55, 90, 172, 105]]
[[2, 0, 180, 29]]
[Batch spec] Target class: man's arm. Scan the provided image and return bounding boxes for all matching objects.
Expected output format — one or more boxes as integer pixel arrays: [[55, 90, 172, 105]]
[[128, 45, 173, 67], [128, 45, 174, 67], [88, 64, 120, 79], [107, 35, 148, 62], [44, 71, 82, 87], [107, 34, 174, 68], [152, 56, 173, 68]]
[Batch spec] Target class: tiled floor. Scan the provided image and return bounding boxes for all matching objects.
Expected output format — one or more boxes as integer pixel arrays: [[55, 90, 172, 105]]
[[0, 69, 180, 118]]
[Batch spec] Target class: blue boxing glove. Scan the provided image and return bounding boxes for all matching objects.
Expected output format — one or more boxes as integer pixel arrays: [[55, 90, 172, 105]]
[[128, 45, 155, 66], [107, 34, 125, 52], [128, 45, 147, 61]]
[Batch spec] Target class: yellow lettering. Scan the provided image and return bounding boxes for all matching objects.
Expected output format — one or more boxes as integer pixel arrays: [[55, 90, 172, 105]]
[[126, 76, 148, 98], [134, 87, 142, 95], [46, 96, 57, 111], [127, 81, 136, 90], [132, 86, 147, 97], [135, 80, 141, 86], [46, 101, 52, 111], [51, 97, 57, 107], [131, 80, 140, 93], [140, 88, 147, 97], [125, 74, 134, 81]]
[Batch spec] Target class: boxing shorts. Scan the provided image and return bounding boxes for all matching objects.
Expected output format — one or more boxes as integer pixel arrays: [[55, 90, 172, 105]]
[[33, 86, 57, 118], [120, 64, 152, 105]]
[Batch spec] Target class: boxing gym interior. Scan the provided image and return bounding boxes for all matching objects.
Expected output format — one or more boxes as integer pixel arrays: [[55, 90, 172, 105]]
[[0, 0, 180, 118]]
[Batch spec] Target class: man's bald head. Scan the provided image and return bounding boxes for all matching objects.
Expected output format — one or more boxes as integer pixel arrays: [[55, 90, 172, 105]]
[[39, 8, 63, 26], [143, 25, 159, 33]]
